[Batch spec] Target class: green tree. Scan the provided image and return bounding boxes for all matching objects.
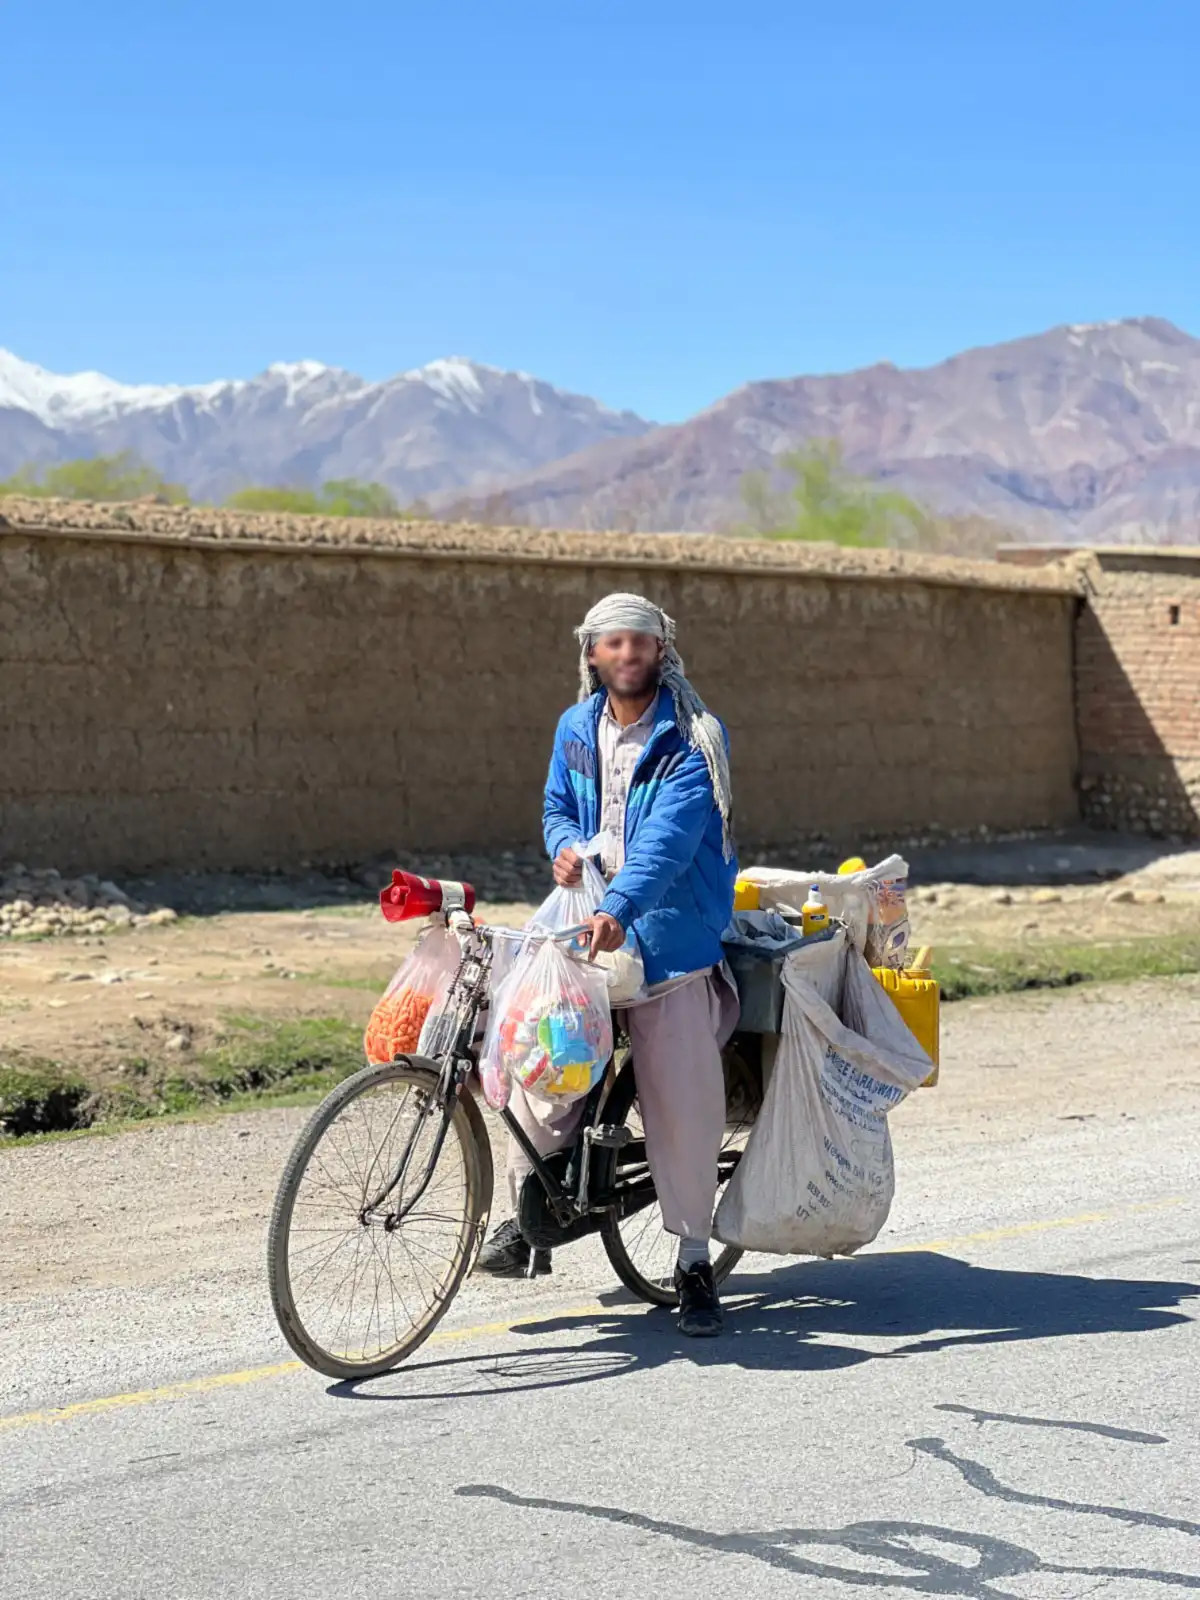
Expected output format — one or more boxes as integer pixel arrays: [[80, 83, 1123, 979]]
[[0, 452, 188, 503], [225, 486, 323, 513], [319, 479, 399, 517], [224, 478, 411, 518], [737, 439, 926, 548]]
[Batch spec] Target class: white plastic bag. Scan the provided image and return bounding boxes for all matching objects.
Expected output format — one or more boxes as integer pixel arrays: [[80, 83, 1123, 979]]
[[740, 855, 911, 969], [713, 927, 932, 1257], [477, 963, 519, 1110], [364, 923, 460, 1065], [496, 936, 613, 1105], [529, 834, 646, 1005]]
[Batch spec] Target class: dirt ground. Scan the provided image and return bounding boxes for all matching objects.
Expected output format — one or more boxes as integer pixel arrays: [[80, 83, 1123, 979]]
[[0, 896, 516, 1089], [1, 849, 1197, 1090], [4, 971, 1199, 1302]]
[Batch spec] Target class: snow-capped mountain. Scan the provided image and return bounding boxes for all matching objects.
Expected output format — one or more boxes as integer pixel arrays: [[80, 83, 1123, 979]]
[[9, 321, 1200, 541], [0, 350, 653, 502]]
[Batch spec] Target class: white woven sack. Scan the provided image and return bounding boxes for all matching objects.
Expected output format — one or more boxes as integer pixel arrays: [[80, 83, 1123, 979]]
[[713, 927, 932, 1257]]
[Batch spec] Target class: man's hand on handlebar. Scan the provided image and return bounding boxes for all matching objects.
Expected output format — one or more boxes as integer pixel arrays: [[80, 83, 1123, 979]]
[[552, 847, 584, 888], [588, 912, 625, 961]]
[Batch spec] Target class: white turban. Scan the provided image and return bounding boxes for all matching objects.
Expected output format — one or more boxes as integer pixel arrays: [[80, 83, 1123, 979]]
[[575, 592, 734, 860]]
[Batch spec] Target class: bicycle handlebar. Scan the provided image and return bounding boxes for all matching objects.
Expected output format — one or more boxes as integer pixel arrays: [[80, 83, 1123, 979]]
[[481, 920, 593, 948]]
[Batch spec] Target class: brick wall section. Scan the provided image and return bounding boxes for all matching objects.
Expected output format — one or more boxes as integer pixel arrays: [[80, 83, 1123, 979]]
[[0, 512, 1082, 874], [1073, 550, 1200, 836]]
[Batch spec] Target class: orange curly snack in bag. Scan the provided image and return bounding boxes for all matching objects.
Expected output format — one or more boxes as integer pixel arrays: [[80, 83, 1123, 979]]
[[364, 989, 435, 1063], [362, 924, 460, 1065]]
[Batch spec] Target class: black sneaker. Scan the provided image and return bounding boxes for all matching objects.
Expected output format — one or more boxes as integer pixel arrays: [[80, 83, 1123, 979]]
[[474, 1219, 551, 1279], [674, 1261, 724, 1337]]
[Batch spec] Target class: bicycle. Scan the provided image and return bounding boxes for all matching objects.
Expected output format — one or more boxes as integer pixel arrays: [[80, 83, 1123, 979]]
[[266, 889, 759, 1380]]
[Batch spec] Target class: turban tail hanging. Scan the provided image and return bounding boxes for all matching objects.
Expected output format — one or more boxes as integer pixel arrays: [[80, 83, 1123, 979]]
[[575, 592, 734, 861]]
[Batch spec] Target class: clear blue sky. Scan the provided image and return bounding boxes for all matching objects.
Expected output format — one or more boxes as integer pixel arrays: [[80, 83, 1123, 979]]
[[3, 0, 1198, 420]]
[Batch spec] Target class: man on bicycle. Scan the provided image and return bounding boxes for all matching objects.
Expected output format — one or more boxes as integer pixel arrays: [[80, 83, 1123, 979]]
[[476, 592, 740, 1337]]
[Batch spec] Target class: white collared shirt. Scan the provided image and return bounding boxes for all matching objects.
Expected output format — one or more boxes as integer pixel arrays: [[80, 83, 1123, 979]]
[[595, 697, 657, 876], [597, 696, 722, 1000]]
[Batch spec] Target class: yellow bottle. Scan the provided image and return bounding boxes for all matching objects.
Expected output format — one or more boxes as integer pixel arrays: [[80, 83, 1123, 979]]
[[801, 883, 830, 937]]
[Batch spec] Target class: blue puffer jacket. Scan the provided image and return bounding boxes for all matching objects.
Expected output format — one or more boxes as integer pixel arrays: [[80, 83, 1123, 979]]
[[542, 687, 738, 986]]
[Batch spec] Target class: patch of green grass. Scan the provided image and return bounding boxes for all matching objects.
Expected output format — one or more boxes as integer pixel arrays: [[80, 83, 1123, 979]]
[[161, 1015, 364, 1112], [0, 1088, 334, 1148], [934, 932, 1200, 1002], [0, 1015, 365, 1139]]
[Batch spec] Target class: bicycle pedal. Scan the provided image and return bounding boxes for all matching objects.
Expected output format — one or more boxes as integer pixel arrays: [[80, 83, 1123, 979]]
[[525, 1248, 553, 1278], [585, 1124, 632, 1150]]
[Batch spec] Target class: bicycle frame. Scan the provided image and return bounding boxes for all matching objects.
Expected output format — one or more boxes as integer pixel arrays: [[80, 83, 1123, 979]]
[[366, 911, 612, 1233]]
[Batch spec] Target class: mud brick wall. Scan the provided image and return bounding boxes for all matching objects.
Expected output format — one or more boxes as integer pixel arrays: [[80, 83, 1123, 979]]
[[0, 518, 1082, 873], [1075, 550, 1200, 837]]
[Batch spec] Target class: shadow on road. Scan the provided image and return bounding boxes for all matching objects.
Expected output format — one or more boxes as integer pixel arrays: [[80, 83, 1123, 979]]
[[328, 1249, 1199, 1403], [453, 1480, 1200, 1598]]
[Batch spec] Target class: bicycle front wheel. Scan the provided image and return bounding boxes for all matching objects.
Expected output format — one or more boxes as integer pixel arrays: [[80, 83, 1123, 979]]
[[267, 1059, 492, 1380]]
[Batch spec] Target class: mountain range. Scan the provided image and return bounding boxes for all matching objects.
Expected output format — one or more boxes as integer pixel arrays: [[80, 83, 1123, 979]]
[[0, 351, 652, 505], [4, 317, 1200, 542]]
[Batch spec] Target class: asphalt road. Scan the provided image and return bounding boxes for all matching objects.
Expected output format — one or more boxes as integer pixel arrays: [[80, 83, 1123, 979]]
[[3, 1087, 1199, 1600]]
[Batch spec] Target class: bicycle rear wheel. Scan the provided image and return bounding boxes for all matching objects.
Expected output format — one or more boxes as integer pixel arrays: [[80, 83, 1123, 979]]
[[267, 1059, 492, 1379], [599, 1059, 747, 1307]]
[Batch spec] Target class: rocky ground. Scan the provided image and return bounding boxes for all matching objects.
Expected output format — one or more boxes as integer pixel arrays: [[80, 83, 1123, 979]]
[[0, 865, 181, 937]]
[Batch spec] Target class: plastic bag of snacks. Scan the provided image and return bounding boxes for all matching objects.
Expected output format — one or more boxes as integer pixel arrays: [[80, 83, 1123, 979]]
[[497, 935, 613, 1105], [528, 834, 646, 1005], [363, 924, 461, 1065]]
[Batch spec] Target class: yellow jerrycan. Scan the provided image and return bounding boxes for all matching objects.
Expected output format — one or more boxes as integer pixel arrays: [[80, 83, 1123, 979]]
[[873, 944, 940, 1087]]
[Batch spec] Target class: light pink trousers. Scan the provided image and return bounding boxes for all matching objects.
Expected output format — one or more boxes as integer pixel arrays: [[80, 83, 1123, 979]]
[[505, 969, 739, 1240]]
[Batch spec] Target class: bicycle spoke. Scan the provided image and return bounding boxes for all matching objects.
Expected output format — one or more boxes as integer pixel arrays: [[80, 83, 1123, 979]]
[[610, 1087, 750, 1297], [282, 1069, 475, 1365]]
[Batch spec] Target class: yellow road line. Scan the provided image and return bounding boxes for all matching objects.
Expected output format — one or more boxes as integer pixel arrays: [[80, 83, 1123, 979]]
[[0, 1362, 304, 1432], [0, 1305, 606, 1437], [890, 1194, 1185, 1255], [0, 1197, 1188, 1437]]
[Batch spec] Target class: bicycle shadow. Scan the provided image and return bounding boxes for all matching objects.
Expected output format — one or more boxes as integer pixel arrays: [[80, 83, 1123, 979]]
[[327, 1250, 1199, 1403]]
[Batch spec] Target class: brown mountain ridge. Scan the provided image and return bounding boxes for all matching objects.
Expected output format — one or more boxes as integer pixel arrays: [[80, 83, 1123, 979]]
[[444, 317, 1200, 542]]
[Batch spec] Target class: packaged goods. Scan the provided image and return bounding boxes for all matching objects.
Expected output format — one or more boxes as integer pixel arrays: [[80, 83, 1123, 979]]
[[496, 936, 613, 1104], [873, 953, 940, 1087], [733, 879, 761, 912], [363, 924, 460, 1064], [741, 855, 912, 970]]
